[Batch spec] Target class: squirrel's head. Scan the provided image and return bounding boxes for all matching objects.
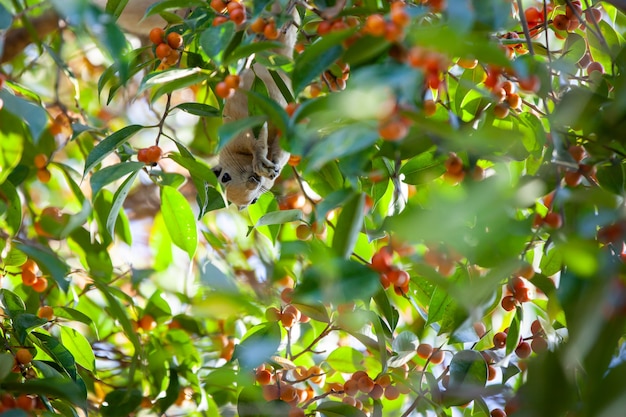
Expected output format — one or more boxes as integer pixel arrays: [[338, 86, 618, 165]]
[[212, 165, 274, 210]]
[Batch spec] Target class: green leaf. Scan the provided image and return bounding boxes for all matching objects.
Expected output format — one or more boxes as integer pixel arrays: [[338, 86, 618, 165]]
[[59, 326, 96, 372], [233, 322, 281, 369], [217, 115, 267, 151], [161, 185, 198, 259], [400, 150, 447, 185], [141, 68, 210, 102], [245, 90, 289, 136], [32, 333, 78, 381], [316, 401, 368, 417], [307, 124, 380, 172], [326, 346, 364, 373], [83, 125, 143, 176], [254, 209, 303, 228], [506, 307, 522, 356], [157, 366, 180, 414], [294, 257, 380, 305], [0, 181, 22, 236], [90, 161, 144, 197], [173, 102, 220, 117], [106, 169, 140, 239], [2, 377, 87, 408], [0, 90, 47, 144], [0, 126, 23, 184], [144, 290, 173, 320], [101, 389, 143, 417], [225, 41, 285, 65], [93, 281, 142, 354], [13, 243, 71, 292], [292, 29, 354, 95], [331, 193, 365, 258], [13, 313, 47, 345], [200, 22, 236, 66], [0, 289, 25, 318], [0, 353, 15, 382]]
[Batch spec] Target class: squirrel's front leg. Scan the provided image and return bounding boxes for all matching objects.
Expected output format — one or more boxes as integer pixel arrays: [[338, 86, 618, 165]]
[[251, 124, 279, 179]]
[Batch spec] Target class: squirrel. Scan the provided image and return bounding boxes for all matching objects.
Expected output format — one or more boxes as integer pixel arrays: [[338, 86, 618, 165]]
[[212, 6, 297, 210]]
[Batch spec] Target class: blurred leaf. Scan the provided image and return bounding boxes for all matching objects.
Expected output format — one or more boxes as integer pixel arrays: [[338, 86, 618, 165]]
[[144, 290, 173, 320], [161, 185, 198, 259], [173, 102, 220, 117], [0, 90, 47, 144], [400, 150, 446, 185], [200, 22, 236, 66], [217, 115, 267, 151], [292, 29, 354, 95], [0, 353, 14, 382], [332, 193, 365, 258], [0, 181, 22, 236], [326, 346, 364, 373], [143, 68, 210, 103], [294, 257, 380, 305], [317, 401, 368, 417], [2, 377, 87, 408], [233, 322, 281, 369], [101, 389, 142, 417], [253, 209, 302, 229], [157, 366, 180, 414], [505, 307, 522, 356]]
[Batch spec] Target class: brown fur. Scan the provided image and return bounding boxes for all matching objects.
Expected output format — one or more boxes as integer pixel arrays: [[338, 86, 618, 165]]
[[213, 5, 296, 210]]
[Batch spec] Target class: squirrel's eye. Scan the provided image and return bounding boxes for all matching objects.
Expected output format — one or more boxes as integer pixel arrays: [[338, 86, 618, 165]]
[[251, 198, 258, 204], [221, 173, 232, 183]]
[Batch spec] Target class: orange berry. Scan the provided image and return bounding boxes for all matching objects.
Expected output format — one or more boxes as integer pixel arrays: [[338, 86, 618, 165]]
[[378, 116, 409, 141], [384, 385, 400, 400], [564, 170, 582, 187], [491, 409, 506, 417], [280, 287, 294, 303], [226, 1, 243, 13], [21, 268, 37, 287], [37, 168, 51, 183], [317, 20, 333, 36], [285, 102, 299, 117], [262, 384, 279, 401], [308, 365, 325, 384], [155, 43, 172, 60], [15, 348, 33, 365], [531, 336, 548, 353], [296, 224, 312, 240], [501, 295, 517, 311], [552, 14, 569, 31], [167, 32, 183, 49], [230, 8, 246, 25], [215, 81, 234, 99], [1, 394, 15, 408], [32, 277, 48, 293], [210, 0, 227, 12], [263, 21, 279, 40], [429, 349, 445, 364], [250, 17, 266, 33], [344, 379, 359, 396], [15, 394, 35, 411], [265, 306, 281, 322], [364, 14, 386, 37], [224, 74, 241, 90], [388, 269, 409, 287], [149, 27, 165, 45], [487, 365, 497, 381], [163, 50, 180, 66], [493, 332, 507, 348], [369, 383, 384, 400], [587, 61, 604, 76], [493, 103, 509, 119], [445, 153, 464, 175], [543, 212, 563, 229], [22, 259, 37, 272], [213, 16, 229, 26], [138, 314, 157, 331], [287, 154, 301, 166], [288, 407, 305, 417], [423, 99, 437, 116], [518, 74, 541, 93], [416, 343, 433, 359], [34, 153, 48, 169], [457, 57, 478, 69], [357, 376, 374, 393], [515, 341, 532, 358], [507, 93, 522, 110], [137, 145, 163, 164], [37, 306, 54, 320], [281, 311, 297, 328], [255, 368, 273, 385], [371, 248, 393, 272]]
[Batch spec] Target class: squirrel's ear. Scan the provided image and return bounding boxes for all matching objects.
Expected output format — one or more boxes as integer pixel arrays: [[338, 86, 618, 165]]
[[212, 166, 222, 179]]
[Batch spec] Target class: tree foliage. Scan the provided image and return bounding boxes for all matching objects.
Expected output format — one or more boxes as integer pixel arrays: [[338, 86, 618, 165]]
[[1, 0, 626, 416]]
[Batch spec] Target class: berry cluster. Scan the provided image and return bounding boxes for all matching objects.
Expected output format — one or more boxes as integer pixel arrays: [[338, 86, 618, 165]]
[[149, 27, 184, 69], [137, 145, 163, 165], [20, 259, 48, 293], [211, 0, 247, 26], [215, 74, 241, 99], [369, 246, 411, 295]]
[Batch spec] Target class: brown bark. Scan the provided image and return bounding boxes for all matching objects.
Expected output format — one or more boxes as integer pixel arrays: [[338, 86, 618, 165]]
[[1, 9, 60, 63]]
